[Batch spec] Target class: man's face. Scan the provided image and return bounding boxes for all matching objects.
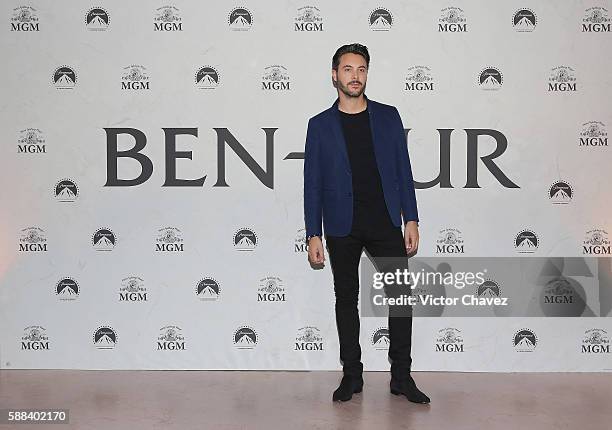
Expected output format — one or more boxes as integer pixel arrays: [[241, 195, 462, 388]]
[[332, 53, 368, 98]]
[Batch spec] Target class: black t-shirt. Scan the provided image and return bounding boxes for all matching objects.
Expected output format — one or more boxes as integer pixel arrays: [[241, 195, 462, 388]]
[[338, 106, 391, 227]]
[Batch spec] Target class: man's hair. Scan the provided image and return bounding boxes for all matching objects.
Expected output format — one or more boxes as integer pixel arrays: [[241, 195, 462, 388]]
[[331, 43, 370, 70]]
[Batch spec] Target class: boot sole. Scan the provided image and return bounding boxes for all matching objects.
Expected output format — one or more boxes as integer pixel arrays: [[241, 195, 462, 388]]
[[333, 385, 363, 402], [390, 388, 430, 404]]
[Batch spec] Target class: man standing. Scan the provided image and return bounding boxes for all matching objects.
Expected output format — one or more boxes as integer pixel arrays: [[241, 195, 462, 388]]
[[303, 44, 430, 404]]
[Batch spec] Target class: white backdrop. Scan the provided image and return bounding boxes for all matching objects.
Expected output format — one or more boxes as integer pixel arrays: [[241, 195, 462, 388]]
[[1, 1, 611, 371]]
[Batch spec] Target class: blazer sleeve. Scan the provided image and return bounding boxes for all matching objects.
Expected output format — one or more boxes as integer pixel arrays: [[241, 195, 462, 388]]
[[303, 117, 323, 237], [393, 107, 419, 223]]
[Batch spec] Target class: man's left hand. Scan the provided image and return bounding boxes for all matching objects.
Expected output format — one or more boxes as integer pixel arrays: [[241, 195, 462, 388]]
[[404, 221, 419, 254]]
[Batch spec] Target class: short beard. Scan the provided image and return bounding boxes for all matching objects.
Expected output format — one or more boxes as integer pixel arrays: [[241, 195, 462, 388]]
[[335, 79, 365, 98]]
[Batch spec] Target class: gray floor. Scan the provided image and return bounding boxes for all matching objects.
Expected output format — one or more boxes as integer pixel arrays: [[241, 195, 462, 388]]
[[1, 370, 611, 429]]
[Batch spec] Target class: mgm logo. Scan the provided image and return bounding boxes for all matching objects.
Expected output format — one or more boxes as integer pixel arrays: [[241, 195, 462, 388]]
[[435, 328, 464, 352], [157, 326, 186, 351], [583, 229, 610, 254], [11, 6, 39, 31], [548, 66, 576, 92], [436, 228, 464, 254], [19, 227, 47, 252], [405, 66, 434, 92], [258, 277, 286, 302], [262, 65, 291, 91], [582, 7, 610, 32], [121, 65, 150, 90], [17, 128, 45, 153], [438, 7, 467, 32], [156, 227, 184, 252], [579, 121, 608, 147], [581, 329, 610, 354], [21, 326, 49, 350], [119, 276, 148, 302], [154, 6, 182, 31], [294, 6, 323, 31], [295, 326, 324, 351]]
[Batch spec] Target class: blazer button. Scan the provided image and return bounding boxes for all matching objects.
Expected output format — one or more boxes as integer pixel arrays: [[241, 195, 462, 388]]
[[347, 192, 352, 197]]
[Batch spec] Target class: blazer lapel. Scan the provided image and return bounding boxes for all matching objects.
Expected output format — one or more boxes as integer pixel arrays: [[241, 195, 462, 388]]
[[330, 97, 352, 174], [365, 94, 383, 174]]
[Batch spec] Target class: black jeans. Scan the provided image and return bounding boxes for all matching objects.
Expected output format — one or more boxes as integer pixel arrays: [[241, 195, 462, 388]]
[[325, 203, 413, 380]]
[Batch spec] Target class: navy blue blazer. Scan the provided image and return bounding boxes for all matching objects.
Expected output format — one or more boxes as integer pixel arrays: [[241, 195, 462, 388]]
[[303, 93, 419, 238]]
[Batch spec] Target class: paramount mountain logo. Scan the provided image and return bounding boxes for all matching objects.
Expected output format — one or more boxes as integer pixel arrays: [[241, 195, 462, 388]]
[[294, 6, 323, 31], [119, 276, 147, 302], [514, 229, 539, 254], [295, 326, 324, 351], [513, 9, 536, 32], [93, 326, 117, 350], [579, 121, 608, 147], [582, 329, 610, 353], [154, 6, 182, 31], [92, 228, 116, 251], [233, 326, 258, 349], [549, 180, 573, 204], [405, 66, 434, 92], [228, 7, 253, 31], [19, 227, 47, 252], [548, 66, 576, 92], [436, 228, 464, 254], [369, 8, 393, 31], [295, 228, 307, 253], [122, 65, 150, 90], [11, 6, 39, 31], [86, 7, 109, 31], [477, 279, 502, 299], [56, 277, 79, 301], [478, 67, 503, 90], [17, 128, 46, 154], [54, 179, 78, 202], [583, 229, 611, 254], [234, 227, 257, 251], [53, 66, 77, 90], [258, 276, 286, 302], [435, 328, 464, 352], [513, 328, 537, 352], [582, 7, 610, 32], [262, 65, 291, 91], [156, 227, 184, 252], [195, 66, 220, 90], [371, 327, 390, 350], [157, 326, 186, 350], [21, 326, 49, 350], [196, 277, 221, 301], [438, 7, 467, 32]]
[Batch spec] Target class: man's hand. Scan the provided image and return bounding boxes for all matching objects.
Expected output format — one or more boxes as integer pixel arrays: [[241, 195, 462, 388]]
[[307, 236, 325, 265], [404, 221, 419, 254]]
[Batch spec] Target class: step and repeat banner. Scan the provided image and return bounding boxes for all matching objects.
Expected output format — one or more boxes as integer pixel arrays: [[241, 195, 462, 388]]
[[1, 1, 611, 371]]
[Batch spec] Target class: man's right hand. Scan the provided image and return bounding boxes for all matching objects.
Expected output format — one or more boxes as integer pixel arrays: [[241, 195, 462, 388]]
[[307, 236, 325, 265]]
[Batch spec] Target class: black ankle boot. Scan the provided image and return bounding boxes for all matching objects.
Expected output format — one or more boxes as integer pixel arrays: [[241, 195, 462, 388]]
[[390, 374, 430, 404], [332, 374, 364, 402]]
